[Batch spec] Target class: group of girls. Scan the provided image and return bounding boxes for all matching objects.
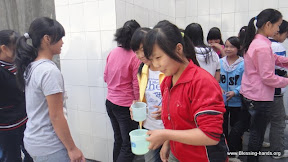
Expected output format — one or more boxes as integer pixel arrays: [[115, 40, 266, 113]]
[[1, 7, 288, 162], [106, 8, 288, 162]]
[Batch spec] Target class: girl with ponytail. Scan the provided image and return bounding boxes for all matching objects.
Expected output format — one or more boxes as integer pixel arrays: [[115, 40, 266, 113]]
[[228, 8, 288, 162], [15, 17, 85, 162]]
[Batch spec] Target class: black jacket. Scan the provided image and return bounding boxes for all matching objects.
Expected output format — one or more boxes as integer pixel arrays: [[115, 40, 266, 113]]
[[0, 65, 27, 130]]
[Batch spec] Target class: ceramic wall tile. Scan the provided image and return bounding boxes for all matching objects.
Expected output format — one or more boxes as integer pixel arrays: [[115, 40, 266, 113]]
[[84, 2, 100, 31], [210, 0, 221, 15], [90, 87, 106, 114], [222, 0, 235, 13], [85, 32, 102, 60], [87, 60, 104, 87], [94, 138, 109, 162], [69, 3, 85, 32]]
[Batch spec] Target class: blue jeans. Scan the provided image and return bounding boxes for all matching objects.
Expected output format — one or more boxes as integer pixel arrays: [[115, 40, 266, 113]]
[[106, 99, 138, 162], [0, 124, 33, 162], [31, 149, 70, 162]]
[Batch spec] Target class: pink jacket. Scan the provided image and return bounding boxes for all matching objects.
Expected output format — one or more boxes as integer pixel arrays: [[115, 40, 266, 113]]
[[240, 34, 288, 101], [104, 47, 140, 107]]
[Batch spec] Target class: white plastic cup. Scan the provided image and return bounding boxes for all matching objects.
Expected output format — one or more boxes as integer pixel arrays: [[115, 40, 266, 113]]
[[131, 102, 147, 122], [129, 129, 149, 155]]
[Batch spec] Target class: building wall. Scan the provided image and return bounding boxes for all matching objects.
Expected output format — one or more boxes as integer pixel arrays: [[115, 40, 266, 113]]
[[55, 0, 288, 161], [54, 0, 116, 161]]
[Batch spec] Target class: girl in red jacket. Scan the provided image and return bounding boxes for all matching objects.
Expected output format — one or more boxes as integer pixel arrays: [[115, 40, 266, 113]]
[[143, 20, 228, 162]]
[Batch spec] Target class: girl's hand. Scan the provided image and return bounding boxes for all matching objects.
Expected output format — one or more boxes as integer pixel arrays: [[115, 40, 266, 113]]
[[68, 147, 86, 162], [210, 42, 222, 50], [226, 91, 235, 101], [160, 140, 170, 162], [146, 129, 168, 150], [151, 105, 162, 120]]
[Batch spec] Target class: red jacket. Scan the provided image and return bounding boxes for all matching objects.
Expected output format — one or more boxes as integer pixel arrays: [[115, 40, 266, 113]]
[[161, 61, 228, 162]]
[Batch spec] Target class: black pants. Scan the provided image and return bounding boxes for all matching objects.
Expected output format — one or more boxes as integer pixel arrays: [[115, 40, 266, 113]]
[[0, 123, 33, 162], [223, 106, 241, 140], [106, 99, 138, 162], [228, 96, 271, 162]]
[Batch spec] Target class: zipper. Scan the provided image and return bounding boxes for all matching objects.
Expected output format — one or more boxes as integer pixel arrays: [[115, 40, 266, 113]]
[[166, 83, 177, 156]]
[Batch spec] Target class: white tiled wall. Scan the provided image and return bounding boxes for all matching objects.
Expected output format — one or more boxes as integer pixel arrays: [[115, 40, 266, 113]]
[[55, 0, 116, 161], [55, 0, 288, 161]]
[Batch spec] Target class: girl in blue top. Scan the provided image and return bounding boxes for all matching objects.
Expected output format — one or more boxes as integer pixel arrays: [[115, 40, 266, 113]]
[[219, 36, 244, 142]]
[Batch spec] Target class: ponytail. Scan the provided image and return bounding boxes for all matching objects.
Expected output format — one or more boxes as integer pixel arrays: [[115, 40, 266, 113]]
[[242, 17, 257, 54], [15, 36, 38, 91], [182, 34, 199, 66]]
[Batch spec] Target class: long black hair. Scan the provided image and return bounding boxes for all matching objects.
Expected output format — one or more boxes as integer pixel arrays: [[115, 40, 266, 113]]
[[242, 8, 282, 54], [238, 26, 247, 48], [143, 20, 199, 66], [114, 20, 140, 50], [185, 23, 212, 64], [15, 17, 65, 90], [0, 30, 19, 53]]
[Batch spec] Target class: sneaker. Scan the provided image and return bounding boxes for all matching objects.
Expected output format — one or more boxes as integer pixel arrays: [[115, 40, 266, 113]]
[[229, 157, 242, 162], [272, 150, 288, 159], [262, 141, 270, 148]]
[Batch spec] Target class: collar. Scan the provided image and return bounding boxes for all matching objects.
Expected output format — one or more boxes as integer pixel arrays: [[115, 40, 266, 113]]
[[164, 60, 197, 87], [255, 34, 272, 45]]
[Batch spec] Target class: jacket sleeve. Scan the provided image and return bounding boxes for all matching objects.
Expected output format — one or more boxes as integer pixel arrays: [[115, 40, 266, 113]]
[[132, 56, 141, 100], [233, 63, 244, 96], [191, 72, 226, 141], [253, 47, 288, 88], [274, 53, 288, 68], [104, 53, 110, 83]]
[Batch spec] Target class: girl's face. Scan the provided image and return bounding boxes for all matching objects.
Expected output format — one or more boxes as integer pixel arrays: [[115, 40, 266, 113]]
[[266, 18, 283, 37], [149, 44, 181, 76], [0, 45, 14, 63], [135, 43, 150, 65], [275, 31, 288, 43], [224, 40, 238, 57], [208, 39, 220, 44], [50, 38, 64, 55]]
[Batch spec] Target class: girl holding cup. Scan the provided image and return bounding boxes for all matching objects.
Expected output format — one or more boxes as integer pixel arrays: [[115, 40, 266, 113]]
[[143, 20, 227, 162], [130, 27, 164, 162]]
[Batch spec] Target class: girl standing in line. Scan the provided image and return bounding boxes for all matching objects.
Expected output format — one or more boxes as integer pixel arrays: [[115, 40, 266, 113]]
[[15, 17, 85, 162], [263, 20, 288, 159], [104, 20, 140, 162], [130, 27, 164, 162], [185, 23, 220, 82], [228, 9, 288, 162], [144, 20, 227, 162], [219, 36, 244, 144], [207, 27, 225, 58], [0, 30, 33, 162]]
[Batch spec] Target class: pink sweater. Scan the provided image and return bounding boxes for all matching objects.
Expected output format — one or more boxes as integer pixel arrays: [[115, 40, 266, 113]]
[[104, 47, 140, 107], [240, 34, 288, 101]]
